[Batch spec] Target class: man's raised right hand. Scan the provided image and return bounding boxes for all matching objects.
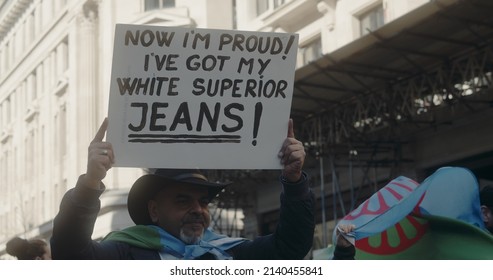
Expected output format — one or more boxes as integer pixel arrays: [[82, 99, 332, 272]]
[[83, 118, 115, 190]]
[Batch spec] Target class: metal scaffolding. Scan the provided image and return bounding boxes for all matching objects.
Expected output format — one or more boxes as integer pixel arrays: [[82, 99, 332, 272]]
[[293, 0, 493, 246]]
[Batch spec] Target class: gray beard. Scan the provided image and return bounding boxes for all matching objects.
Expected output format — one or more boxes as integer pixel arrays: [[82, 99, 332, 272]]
[[180, 229, 204, 245]]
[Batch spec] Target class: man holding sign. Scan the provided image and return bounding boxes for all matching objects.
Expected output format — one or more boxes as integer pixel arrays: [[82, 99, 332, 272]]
[[50, 118, 315, 259], [51, 25, 313, 260]]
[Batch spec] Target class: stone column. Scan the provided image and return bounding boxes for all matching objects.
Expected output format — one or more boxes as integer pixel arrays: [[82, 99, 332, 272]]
[[317, 0, 337, 54], [76, 0, 99, 173]]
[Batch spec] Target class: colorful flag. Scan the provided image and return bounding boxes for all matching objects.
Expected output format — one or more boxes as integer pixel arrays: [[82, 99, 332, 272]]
[[335, 167, 493, 259]]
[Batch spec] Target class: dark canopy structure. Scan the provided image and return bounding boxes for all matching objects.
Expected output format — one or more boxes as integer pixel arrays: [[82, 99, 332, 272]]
[[293, 0, 493, 175], [290, 0, 493, 245]]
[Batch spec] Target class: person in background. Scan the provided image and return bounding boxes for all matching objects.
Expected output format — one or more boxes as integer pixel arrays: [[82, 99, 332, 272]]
[[479, 185, 493, 233], [333, 184, 493, 260], [6, 236, 51, 260]]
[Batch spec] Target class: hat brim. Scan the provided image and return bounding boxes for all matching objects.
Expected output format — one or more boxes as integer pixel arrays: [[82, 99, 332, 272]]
[[127, 174, 230, 225]]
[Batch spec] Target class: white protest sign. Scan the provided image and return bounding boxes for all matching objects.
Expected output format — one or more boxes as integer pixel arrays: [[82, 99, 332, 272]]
[[107, 24, 298, 169]]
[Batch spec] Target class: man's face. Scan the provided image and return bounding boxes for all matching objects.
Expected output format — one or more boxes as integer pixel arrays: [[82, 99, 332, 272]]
[[148, 184, 211, 244]]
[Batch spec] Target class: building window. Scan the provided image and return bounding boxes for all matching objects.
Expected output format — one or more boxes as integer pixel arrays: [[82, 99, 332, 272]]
[[257, 0, 269, 15], [256, 0, 288, 16], [0, 49, 4, 76], [300, 37, 322, 65], [41, 125, 45, 173], [27, 71, 37, 102], [56, 39, 69, 77], [359, 4, 384, 36], [5, 41, 11, 71], [2, 97, 11, 125], [26, 12, 35, 47], [60, 104, 67, 157], [36, 64, 44, 97], [273, 0, 286, 9], [144, 0, 175, 11], [34, 5, 42, 36], [41, 191, 46, 221]]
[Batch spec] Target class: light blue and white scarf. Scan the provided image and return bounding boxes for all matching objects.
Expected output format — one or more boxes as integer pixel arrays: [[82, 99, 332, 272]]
[[104, 225, 246, 260]]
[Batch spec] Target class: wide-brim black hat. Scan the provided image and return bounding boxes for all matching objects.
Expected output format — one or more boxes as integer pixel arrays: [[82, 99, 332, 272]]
[[127, 169, 231, 225]]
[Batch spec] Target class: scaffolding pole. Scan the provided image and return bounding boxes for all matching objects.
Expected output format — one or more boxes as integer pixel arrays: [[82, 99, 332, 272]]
[[320, 156, 327, 247]]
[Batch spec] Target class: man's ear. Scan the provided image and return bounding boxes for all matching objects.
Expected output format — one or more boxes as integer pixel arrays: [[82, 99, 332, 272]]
[[481, 205, 491, 223], [148, 200, 159, 223]]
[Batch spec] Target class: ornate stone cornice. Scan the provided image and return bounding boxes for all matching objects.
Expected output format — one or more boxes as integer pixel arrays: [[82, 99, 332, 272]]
[[0, 0, 33, 41]]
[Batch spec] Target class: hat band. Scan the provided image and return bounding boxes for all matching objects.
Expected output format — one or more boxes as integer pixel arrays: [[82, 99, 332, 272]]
[[172, 173, 208, 182]]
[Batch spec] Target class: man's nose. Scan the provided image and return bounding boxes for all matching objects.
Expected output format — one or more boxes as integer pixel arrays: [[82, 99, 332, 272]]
[[190, 200, 204, 213]]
